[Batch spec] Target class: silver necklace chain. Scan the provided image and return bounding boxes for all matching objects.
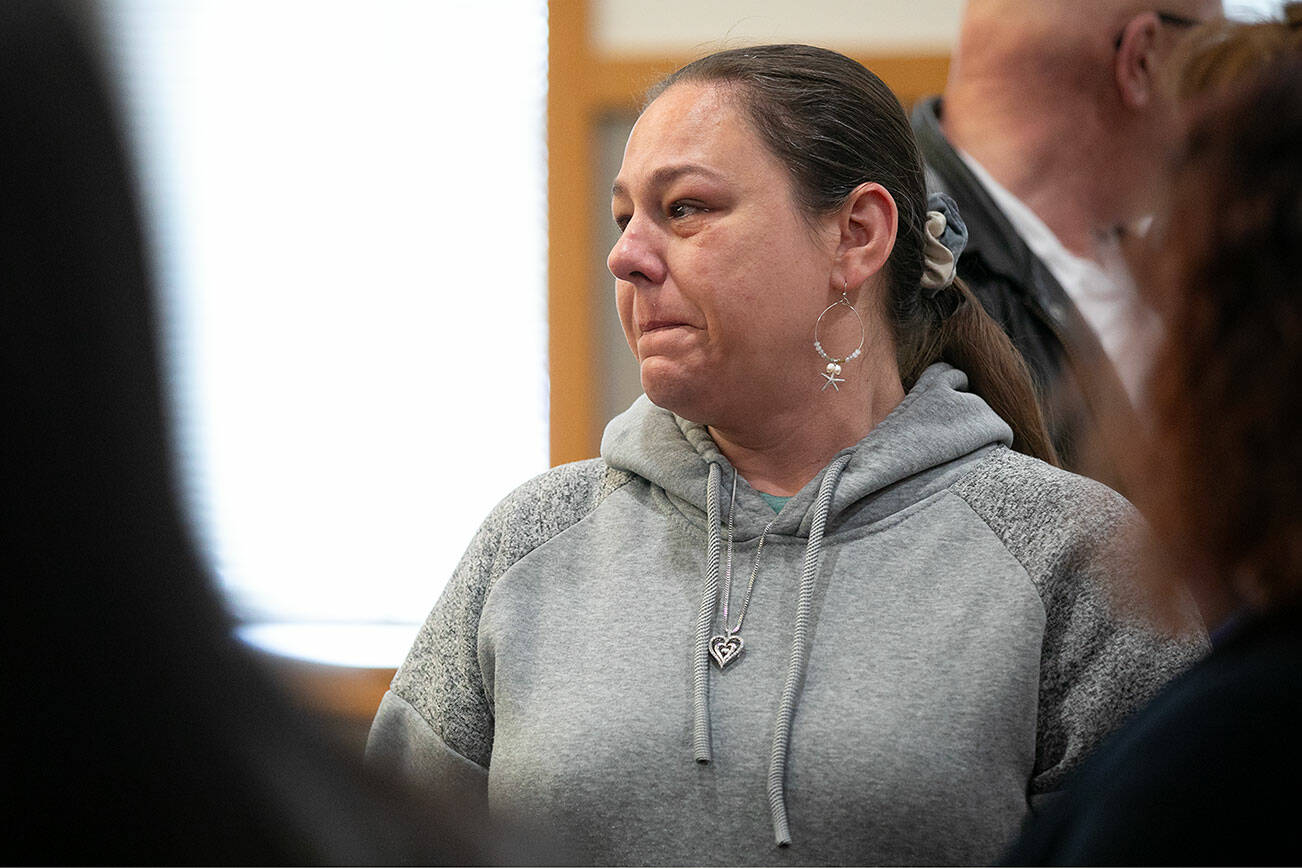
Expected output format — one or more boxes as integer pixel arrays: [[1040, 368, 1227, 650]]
[[710, 472, 780, 669]]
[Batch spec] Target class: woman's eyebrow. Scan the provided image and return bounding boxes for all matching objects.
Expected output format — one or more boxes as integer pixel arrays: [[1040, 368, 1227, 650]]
[[612, 163, 726, 198]]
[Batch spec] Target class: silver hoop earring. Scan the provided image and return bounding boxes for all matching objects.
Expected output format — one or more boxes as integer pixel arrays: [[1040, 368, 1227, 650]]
[[813, 290, 865, 392]]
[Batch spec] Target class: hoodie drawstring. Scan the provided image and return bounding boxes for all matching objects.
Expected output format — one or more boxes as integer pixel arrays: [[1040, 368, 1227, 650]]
[[691, 455, 853, 846], [692, 461, 723, 764], [767, 452, 852, 846]]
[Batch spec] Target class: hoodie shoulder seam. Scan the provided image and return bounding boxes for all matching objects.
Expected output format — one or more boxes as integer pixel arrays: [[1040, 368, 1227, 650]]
[[947, 446, 1134, 601], [476, 460, 635, 614], [944, 489, 1040, 601], [938, 448, 1041, 605], [389, 459, 632, 768]]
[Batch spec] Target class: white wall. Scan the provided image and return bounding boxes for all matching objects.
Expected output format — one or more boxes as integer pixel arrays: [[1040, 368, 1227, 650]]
[[592, 0, 1287, 58], [592, 0, 965, 56]]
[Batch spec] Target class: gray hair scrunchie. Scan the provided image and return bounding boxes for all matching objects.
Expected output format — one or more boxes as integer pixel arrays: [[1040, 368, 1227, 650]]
[[919, 191, 968, 297]]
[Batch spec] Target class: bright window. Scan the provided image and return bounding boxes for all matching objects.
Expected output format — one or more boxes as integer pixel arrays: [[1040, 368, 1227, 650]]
[[99, 0, 549, 666], [1225, 0, 1288, 19]]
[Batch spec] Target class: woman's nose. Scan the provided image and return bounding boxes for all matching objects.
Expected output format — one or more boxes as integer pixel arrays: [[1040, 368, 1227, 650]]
[[607, 219, 665, 285]]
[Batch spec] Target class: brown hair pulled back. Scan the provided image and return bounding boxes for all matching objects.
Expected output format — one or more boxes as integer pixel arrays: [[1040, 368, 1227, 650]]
[[649, 45, 1056, 463]]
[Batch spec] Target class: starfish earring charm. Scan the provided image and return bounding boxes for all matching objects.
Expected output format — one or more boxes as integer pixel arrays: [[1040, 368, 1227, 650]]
[[821, 361, 845, 391]]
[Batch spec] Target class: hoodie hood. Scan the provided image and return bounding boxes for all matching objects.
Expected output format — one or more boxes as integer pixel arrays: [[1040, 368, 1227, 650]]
[[599, 363, 1014, 846], [601, 363, 1013, 537]]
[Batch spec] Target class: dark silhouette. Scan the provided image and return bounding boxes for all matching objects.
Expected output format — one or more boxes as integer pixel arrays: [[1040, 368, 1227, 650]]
[[1, 2, 489, 862]]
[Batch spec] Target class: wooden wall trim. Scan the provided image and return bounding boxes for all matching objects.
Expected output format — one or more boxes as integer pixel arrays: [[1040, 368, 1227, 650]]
[[548, 0, 598, 466], [258, 653, 396, 722]]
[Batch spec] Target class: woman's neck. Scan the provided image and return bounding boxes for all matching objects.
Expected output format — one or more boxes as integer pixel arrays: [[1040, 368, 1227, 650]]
[[707, 371, 905, 496]]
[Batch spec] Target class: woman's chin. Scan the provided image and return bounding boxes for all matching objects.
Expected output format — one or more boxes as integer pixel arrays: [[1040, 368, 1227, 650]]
[[639, 361, 713, 422]]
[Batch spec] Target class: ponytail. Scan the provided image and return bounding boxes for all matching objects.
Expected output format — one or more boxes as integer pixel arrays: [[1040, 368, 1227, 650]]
[[899, 278, 1059, 465]]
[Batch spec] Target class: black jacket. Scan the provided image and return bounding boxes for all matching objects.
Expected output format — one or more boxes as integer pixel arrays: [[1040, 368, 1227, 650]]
[[911, 97, 1131, 489], [1001, 603, 1302, 865]]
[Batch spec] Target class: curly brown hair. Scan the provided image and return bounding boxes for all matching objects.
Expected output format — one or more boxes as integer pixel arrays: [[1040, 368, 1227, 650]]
[[1136, 57, 1302, 613], [1169, 2, 1302, 100]]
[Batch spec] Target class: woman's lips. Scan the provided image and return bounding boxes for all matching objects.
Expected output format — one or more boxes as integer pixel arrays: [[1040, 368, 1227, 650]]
[[640, 319, 693, 333], [636, 320, 695, 353]]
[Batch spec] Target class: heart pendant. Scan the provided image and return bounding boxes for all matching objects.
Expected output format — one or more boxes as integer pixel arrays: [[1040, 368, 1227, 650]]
[[709, 633, 744, 669]]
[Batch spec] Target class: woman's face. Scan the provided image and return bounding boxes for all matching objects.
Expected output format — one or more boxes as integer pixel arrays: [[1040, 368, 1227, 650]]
[[608, 82, 841, 426]]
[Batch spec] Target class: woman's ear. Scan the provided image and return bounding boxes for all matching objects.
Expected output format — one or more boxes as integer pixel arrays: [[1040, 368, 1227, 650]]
[[835, 181, 898, 293]]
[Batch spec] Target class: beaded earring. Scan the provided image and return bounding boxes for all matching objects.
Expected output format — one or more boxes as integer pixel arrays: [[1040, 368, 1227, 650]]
[[812, 287, 865, 392]]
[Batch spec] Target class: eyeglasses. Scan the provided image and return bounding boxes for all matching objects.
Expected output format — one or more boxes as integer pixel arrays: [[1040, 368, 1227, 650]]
[[1114, 11, 1204, 49]]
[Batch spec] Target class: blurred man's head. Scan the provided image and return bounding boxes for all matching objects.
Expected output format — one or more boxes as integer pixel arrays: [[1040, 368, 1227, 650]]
[[943, 0, 1223, 246]]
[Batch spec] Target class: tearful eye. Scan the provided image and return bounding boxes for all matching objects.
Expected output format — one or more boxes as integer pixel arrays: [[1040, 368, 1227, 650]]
[[668, 201, 706, 220]]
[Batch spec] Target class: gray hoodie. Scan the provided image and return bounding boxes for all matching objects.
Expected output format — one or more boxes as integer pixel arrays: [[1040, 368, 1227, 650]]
[[367, 364, 1206, 865]]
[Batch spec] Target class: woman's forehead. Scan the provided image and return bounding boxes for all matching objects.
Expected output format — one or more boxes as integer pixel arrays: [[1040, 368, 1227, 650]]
[[617, 82, 775, 191]]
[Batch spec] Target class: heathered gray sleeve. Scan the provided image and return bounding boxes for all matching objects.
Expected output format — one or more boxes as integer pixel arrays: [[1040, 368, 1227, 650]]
[[366, 459, 632, 789], [952, 448, 1208, 803]]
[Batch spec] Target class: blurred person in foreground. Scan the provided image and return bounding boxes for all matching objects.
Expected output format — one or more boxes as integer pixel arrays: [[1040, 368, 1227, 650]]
[[0, 1, 496, 862], [1004, 49, 1302, 865], [912, 0, 1221, 488]]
